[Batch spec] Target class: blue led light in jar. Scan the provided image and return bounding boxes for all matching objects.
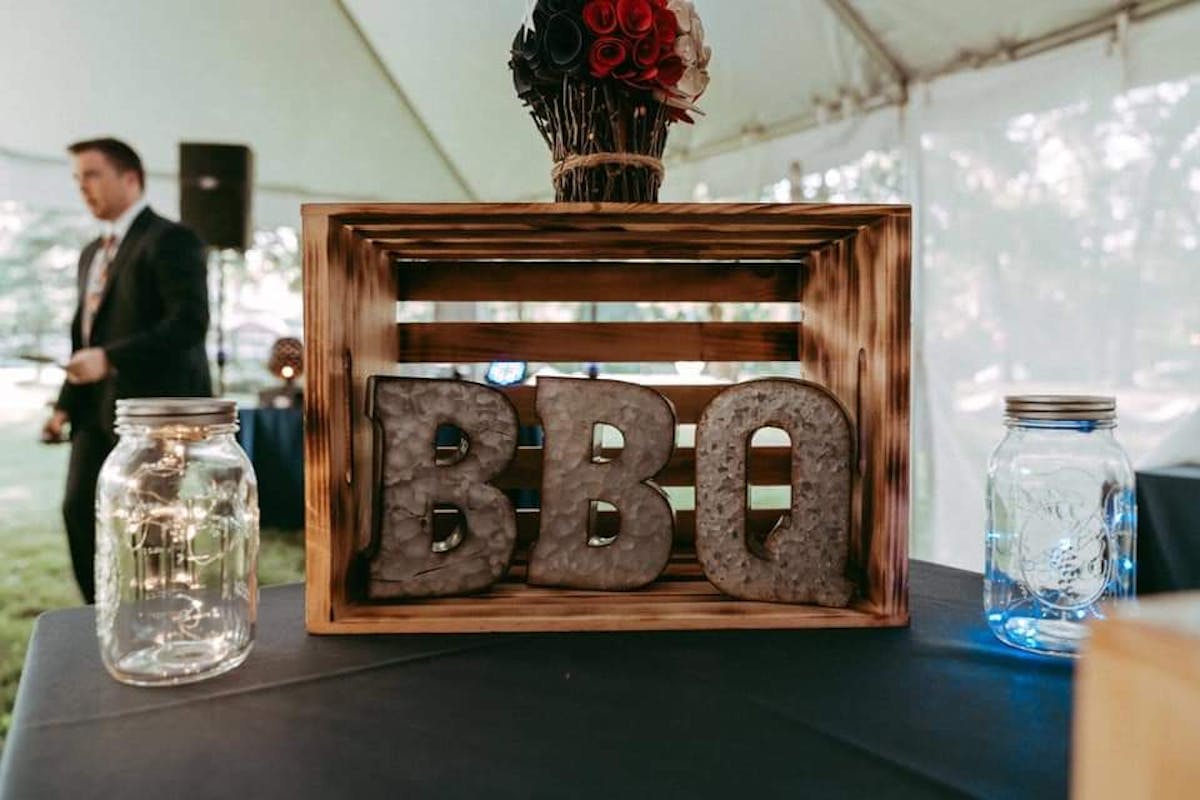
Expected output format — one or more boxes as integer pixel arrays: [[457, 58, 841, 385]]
[[984, 395, 1136, 656]]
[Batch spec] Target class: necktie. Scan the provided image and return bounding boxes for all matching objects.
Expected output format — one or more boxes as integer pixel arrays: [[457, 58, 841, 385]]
[[82, 234, 117, 344]]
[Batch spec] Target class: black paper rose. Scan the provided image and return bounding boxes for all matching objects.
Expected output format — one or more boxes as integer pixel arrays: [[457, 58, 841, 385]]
[[511, 4, 593, 93], [542, 12, 587, 72], [510, 40, 536, 98], [510, 14, 570, 97], [544, 0, 586, 13], [518, 27, 541, 63], [510, 28, 539, 98]]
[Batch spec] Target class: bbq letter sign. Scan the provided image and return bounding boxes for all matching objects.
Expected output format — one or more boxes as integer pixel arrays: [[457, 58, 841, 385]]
[[365, 376, 855, 607]]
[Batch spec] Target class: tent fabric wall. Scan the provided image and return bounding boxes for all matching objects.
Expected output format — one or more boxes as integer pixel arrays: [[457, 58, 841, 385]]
[[660, 106, 905, 202], [915, 11, 1200, 568]]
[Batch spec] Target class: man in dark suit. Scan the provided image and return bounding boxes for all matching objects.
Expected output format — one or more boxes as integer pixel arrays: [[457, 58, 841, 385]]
[[41, 137, 212, 603]]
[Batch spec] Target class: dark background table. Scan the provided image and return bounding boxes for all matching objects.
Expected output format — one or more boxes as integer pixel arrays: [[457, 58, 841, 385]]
[[0, 562, 1073, 799], [237, 407, 305, 530], [1136, 464, 1200, 594]]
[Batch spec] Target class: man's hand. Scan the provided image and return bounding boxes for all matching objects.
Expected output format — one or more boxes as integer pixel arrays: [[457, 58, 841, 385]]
[[64, 347, 111, 385], [41, 408, 69, 444]]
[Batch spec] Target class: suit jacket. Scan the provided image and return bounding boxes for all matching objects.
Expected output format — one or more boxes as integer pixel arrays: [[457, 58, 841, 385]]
[[57, 206, 213, 435]]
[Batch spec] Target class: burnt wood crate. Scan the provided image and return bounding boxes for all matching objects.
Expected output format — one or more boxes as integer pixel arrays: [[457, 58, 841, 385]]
[[302, 203, 911, 633]]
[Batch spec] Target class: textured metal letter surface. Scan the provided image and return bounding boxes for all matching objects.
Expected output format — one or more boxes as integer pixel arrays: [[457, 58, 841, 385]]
[[695, 379, 855, 606], [367, 378, 518, 598], [529, 377, 675, 590]]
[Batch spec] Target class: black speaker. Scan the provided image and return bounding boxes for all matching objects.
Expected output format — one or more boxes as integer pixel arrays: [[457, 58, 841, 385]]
[[179, 143, 253, 251]]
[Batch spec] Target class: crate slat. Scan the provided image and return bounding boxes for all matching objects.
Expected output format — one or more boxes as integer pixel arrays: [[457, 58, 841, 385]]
[[395, 260, 803, 302], [397, 322, 800, 363], [320, 585, 900, 633], [434, 508, 795, 546], [376, 241, 822, 260], [326, 201, 899, 229], [449, 445, 792, 489], [501, 384, 729, 424]]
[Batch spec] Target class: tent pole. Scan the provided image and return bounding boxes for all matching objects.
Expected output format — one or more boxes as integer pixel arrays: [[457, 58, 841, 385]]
[[333, 0, 478, 200], [822, 0, 909, 103]]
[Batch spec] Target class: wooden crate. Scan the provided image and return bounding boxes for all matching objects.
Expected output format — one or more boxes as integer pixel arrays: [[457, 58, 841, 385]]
[[302, 203, 911, 633]]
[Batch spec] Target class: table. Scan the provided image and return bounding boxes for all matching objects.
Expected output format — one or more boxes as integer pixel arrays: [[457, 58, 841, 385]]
[[1136, 464, 1200, 594], [237, 407, 304, 530], [0, 562, 1073, 799]]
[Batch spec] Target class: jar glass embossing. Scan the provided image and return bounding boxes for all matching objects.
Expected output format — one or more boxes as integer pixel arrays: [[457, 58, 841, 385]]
[[96, 399, 259, 685], [985, 395, 1136, 656]]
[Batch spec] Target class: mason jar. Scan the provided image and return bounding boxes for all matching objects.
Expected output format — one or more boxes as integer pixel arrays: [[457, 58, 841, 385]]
[[96, 398, 259, 685], [985, 395, 1136, 656]]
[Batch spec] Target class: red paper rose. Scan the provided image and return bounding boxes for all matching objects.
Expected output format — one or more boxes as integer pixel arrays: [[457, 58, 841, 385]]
[[588, 38, 628, 78], [582, 0, 617, 35], [653, 6, 676, 51], [616, 0, 653, 37], [633, 30, 660, 67]]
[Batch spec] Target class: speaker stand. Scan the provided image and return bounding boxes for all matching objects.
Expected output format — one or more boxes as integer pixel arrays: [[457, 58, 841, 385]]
[[210, 247, 232, 396]]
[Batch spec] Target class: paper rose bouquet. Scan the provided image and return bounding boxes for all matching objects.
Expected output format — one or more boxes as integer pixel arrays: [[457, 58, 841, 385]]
[[510, 0, 711, 202]]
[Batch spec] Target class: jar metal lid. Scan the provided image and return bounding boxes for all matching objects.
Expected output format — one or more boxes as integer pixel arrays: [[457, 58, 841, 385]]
[[1004, 394, 1116, 422], [115, 398, 237, 427]]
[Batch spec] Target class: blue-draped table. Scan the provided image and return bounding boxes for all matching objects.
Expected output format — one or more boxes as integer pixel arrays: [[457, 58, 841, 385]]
[[237, 407, 305, 530]]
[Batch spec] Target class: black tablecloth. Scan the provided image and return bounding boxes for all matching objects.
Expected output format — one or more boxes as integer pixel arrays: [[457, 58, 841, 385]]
[[1137, 464, 1200, 594], [237, 407, 304, 530], [0, 562, 1073, 799]]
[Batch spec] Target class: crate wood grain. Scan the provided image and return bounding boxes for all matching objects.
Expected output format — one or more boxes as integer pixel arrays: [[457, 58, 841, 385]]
[[302, 202, 911, 634]]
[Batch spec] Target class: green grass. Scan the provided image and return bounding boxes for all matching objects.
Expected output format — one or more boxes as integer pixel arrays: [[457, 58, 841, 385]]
[[0, 395, 304, 751]]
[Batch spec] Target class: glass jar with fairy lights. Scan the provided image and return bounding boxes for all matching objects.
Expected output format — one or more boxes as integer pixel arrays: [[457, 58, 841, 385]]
[[96, 398, 259, 685]]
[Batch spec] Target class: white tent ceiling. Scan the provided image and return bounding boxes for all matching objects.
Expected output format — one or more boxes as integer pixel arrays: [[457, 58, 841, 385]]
[[1, 0, 1196, 222]]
